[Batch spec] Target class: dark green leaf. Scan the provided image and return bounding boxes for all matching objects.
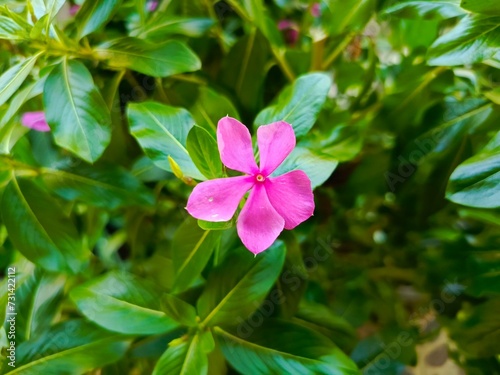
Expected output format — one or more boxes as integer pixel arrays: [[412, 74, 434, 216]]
[[1, 177, 88, 273], [95, 38, 201, 78], [161, 294, 198, 327], [428, 14, 500, 66], [461, 0, 500, 16], [76, 0, 121, 38], [215, 320, 360, 375], [186, 126, 222, 179], [44, 59, 112, 163], [127, 101, 204, 180], [171, 217, 221, 293], [322, 0, 376, 36], [152, 334, 208, 375], [197, 241, 286, 327], [254, 73, 332, 138], [42, 164, 155, 209], [70, 270, 178, 335], [3, 320, 129, 375]]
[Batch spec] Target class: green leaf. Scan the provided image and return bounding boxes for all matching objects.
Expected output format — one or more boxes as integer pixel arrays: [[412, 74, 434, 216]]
[[0, 15, 29, 40], [1, 177, 88, 273], [384, 0, 465, 19], [171, 217, 221, 293], [427, 14, 500, 66], [186, 126, 222, 179], [322, 0, 376, 36], [197, 219, 233, 231], [273, 146, 338, 189], [215, 320, 360, 375], [127, 101, 204, 180], [152, 334, 208, 375], [133, 16, 214, 39], [95, 38, 201, 78], [76, 0, 121, 38], [461, 0, 500, 16], [31, 0, 65, 21], [0, 53, 40, 107], [160, 294, 198, 327], [189, 87, 240, 134], [12, 269, 66, 343], [254, 73, 332, 138], [3, 320, 129, 375], [220, 30, 269, 113], [70, 270, 178, 335], [43, 59, 112, 163], [197, 241, 286, 327], [41, 164, 155, 209], [446, 132, 500, 208]]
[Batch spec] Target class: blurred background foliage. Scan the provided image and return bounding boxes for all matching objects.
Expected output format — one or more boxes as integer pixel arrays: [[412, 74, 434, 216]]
[[0, 0, 500, 374]]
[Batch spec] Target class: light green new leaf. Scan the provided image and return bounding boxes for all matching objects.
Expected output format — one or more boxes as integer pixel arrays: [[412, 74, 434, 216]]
[[42, 164, 155, 209], [254, 73, 331, 138], [273, 146, 338, 189], [31, 0, 65, 21], [186, 126, 222, 179], [215, 320, 360, 375], [133, 16, 214, 39], [461, 0, 500, 16], [447, 131, 500, 208], [0, 15, 29, 40], [428, 14, 500, 66], [4, 320, 129, 375], [153, 334, 208, 375], [76, 0, 121, 38], [44, 59, 112, 163], [171, 217, 221, 293], [1, 177, 88, 274], [70, 270, 178, 335], [0, 53, 40, 107], [95, 38, 201, 78], [127, 101, 204, 180], [384, 0, 465, 19], [197, 241, 286, 327]]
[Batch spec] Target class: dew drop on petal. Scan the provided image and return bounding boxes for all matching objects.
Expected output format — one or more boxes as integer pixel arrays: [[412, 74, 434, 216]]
[[208, 197, 214, 202]]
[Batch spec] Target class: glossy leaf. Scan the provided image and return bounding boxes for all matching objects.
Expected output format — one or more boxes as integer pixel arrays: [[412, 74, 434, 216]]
[[384, 0, 465, 19], [197, 241, 286, 327], [43, 59, 112, 163], [1, 177, 87, 273], [152, 334, 208, 375], [70, 270, 178, 335], [76, 0, 121, 38], [0, 53, 39, 107], [31, 0, 65, 21], [127, 101, 204, 180], [186, 126, 222, 179], [3, 320, 129, 375], [215, 320, 360, 375], [41, 164, 155, 209], [447, 132, 500, 208], [95, 38, 201, 78], [428, 15, 500, 66], [171, 217, 221, 293], [254, 73, 332, 138], [160, 294, 198, 327]]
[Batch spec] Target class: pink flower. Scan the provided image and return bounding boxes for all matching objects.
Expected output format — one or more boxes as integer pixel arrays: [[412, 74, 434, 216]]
[[310, 3, 321, 17], [186, 117, 314, 254], [69, 4, 80, 16], [21, 111, 50, 132], [278, 20, 299, 46], [147, 0, 158, 12]]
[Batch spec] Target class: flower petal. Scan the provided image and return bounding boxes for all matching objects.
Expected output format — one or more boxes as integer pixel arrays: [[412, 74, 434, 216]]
[[217, 117, 258, 174], [21, 111, 50, 132], [237, 184, 284, 254], [186, 176, 254, 222], [266, 170, 314, 229], [257, 121, 295, 176]]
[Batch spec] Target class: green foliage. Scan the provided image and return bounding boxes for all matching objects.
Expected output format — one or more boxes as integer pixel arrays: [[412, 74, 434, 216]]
[[1, 0, 500, 373]]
